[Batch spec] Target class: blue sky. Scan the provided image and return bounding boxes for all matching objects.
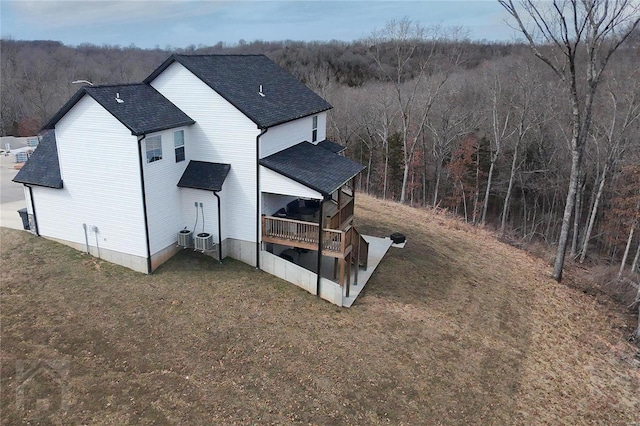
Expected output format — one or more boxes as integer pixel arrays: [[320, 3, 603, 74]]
[[1, 1, 519, 48]]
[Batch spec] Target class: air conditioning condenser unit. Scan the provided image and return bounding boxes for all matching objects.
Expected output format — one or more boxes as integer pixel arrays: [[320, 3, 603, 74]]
[[194, 232, 213, 251], [177, 229, 192, 247]]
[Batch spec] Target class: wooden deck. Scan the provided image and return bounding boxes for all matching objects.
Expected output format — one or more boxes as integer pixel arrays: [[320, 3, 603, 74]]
[[261, 216, 346, 256], [262, 186, 367, 288], [262, 215, 369, 288], [262, 216, 356, 257], [262, 215, 368, 263]]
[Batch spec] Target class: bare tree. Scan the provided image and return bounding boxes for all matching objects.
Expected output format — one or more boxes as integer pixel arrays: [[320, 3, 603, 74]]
[[500, 61, 549, 235], [426, 76, 478, 207], [632, 285, 640, 343], [618, 214, 638, 279], [579, 81, 640, 263], [482, 67, 517, 225], [499, 0, 640, 281], [368, 18, 463, 203]]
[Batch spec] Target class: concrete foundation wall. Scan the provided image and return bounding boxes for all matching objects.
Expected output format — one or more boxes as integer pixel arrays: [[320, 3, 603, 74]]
[[150, 242, 182, 271], [261, 251, 343, 306], [223, 238, 257, 267], [44, 235, 149, 273], [42, 236, 180, 274], [38, 235, 344, 307]]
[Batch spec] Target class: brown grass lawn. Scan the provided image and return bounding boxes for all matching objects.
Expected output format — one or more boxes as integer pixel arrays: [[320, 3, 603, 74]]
[[1, 194, 639, 425]]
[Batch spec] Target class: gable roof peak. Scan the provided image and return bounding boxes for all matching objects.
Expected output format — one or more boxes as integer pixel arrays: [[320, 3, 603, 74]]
[[145, 54, 332, 129], [43, 83, 194, 136]]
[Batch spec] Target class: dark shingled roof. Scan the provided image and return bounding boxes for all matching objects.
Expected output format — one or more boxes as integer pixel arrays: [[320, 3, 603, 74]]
[[43, 84, 194, 136], [260, 142, 364, 196], [177, 161, 230, 192], [317, 139, 346, 154], [13, 130, 63, 189], [145, 54, 332, 128]]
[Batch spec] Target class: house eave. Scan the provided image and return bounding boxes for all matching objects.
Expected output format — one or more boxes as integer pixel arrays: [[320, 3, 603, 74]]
[[41, 88, 88, 131], [130, 120, 196, 136], [13, 179, 63, 189], [259, 106, 333, 129], [260, 162, 360, 197]]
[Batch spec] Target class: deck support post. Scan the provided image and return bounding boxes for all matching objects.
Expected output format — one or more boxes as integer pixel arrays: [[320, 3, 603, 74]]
[[354, 233, 360, 286], [316, 198, 324, 297], [213, 191, 222, 263], [345, 252, 351, 296]]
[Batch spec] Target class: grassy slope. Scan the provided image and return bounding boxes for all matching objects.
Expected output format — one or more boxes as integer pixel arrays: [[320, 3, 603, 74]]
[[1, 194, 638, 425]]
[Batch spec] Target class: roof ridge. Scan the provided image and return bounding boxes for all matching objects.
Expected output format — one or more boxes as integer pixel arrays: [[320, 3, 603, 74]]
[[173, 54, 266, 57], [85, 82, 148, 89], [144, 53, 332, 128]]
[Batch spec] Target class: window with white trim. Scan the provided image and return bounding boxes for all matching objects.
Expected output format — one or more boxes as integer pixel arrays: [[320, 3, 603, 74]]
[[146, 135, 162, 163], [174, 130, 185, 163], [312, 115, 318, 142]]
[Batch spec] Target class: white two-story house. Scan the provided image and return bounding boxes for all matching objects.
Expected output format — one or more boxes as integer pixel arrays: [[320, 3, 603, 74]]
[[14, 54, 381, 306]]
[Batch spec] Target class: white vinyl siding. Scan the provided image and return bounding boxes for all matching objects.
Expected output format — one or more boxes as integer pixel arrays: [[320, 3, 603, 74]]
[[260, 112, 327, 158], [150, 62, 259, 242], [179, 188, 223, 240], [142, 126, 191, 255], [36, 95, 147, 257], [260, 166, 322, 200]]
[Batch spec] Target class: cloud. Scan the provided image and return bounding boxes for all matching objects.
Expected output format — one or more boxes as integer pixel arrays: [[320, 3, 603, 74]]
[[7, 0, 228, 30], [2, 0, 518, 48]]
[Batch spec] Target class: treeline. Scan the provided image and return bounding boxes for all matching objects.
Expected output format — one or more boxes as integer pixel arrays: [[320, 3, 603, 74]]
[[0, 37, 517, 135], [1, 33, 639, 280]]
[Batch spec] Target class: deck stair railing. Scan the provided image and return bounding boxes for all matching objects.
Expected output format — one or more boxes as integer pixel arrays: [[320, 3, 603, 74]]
[[326, 196, 354, 230]]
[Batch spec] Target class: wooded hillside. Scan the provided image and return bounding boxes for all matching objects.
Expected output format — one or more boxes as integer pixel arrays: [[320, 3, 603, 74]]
[[1, 22, 639, 297]]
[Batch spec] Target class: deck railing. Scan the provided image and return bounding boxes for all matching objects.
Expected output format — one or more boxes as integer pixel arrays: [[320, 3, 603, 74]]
[[263, 216, 318, 244], [357, 229, 369, 269], [263, 216, 344, 255], [263, 215, 370, 288], [326, 196, 354, 230], [323, 229, 343, 252]]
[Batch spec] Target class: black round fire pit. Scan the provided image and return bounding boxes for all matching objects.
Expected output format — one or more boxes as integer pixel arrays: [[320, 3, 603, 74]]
[[390, 232, 406, 244]]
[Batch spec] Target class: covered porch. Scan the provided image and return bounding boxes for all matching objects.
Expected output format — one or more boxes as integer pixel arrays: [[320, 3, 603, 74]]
[[259, 141, 378, 304], [261, 183, 368, 287]]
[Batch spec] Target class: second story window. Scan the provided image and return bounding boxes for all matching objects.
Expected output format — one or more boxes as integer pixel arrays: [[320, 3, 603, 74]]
[[312, 115, 318, 142], [174, 130, 185, 163], [146, 135, 162, 163]]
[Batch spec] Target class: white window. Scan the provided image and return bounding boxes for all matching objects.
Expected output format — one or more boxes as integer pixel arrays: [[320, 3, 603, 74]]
[[174, 130, 185, 163], [146, 135, 162, 163], [312, 115, 318, 142]]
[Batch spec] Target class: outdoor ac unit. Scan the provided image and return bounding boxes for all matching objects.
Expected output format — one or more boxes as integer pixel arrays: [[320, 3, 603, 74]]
[[177, 229, 192, 247], [194, 232, 213, 251]]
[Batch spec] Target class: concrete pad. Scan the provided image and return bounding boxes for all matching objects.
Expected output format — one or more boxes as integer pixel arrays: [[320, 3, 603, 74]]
[[1, 153, 26, 203], [342, 235, 393, 308], [1, 199, 27, 230], [1, 153, 28, 230], [391, 240, 407, 248], [264, 235, 393, 307]]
